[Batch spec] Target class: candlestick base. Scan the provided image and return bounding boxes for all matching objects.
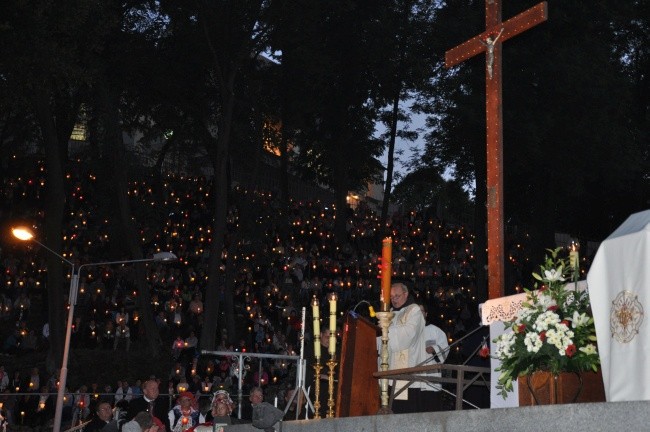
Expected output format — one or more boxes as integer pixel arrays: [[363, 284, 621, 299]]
[[313, 360, 323, 419], [326, 358, 338, 418], [375, 310, 394, 414]]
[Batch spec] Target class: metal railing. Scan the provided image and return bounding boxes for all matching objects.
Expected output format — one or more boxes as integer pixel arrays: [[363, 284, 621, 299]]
[[373, 363, 491, 410], [201, 350, 300, 419]]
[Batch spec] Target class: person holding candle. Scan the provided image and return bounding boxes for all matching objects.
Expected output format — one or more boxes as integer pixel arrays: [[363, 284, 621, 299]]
[[168, 392, 200, 432], [72, 384, 90, 424], [113, 321, 131, 352], [169, 362, 187, 387], [384, 281, 427, 414], [33, 385, 53, 429]]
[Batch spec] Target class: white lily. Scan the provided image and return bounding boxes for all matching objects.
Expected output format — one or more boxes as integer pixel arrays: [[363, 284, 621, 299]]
[[572, 311, 591, 328], [544, 267, 565, 282]]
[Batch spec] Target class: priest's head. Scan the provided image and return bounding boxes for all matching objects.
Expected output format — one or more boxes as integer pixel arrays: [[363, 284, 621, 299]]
[[390, 283, 409, 309]]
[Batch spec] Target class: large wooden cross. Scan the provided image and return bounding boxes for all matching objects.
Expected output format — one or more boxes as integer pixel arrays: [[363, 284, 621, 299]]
[[445, 1, 547, 300]]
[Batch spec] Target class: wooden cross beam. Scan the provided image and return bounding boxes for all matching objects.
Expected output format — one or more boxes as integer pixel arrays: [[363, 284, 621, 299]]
[[445, 1, 547, 300]]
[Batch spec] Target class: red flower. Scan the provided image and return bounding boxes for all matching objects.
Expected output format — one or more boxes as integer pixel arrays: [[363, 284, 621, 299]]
[[517, 324, 527, 333], [538, 285, 547, 292], [561, 320, 570, 327], [539, 331, 546, 342], [479, 346, 490, 359], [547, 305, 558, 312], [566, 344, 577, 357]]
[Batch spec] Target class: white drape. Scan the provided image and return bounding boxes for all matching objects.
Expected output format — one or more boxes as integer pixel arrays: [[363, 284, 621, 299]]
[[587, 210, 650, 402]]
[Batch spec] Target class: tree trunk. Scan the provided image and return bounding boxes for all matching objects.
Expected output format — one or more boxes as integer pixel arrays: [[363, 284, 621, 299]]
[[98, 83, 163, 357], [381, 89, 401, 233], [33, 88, 68, 373], [201, 72, 236, 351], [32, 85, 81, 373], [202, 144, 229, 350], [332, 147, 349, 244]]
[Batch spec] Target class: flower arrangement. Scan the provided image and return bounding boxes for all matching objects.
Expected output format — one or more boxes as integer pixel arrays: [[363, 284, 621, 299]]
[[493, 248, 600, 398]]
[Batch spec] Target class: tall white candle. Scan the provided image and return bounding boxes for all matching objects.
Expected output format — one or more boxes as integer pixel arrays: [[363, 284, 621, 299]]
[[329, 293, 337, 356], [329, 294, 337, 333], [312, 298, 321, 358]]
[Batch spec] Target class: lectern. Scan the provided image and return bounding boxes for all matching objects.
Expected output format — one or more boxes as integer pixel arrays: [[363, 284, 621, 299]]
[[335, 313, 380, 417]]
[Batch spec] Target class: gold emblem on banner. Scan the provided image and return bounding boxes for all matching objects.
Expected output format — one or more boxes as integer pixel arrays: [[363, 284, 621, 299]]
[[610, 291, 644, 343]]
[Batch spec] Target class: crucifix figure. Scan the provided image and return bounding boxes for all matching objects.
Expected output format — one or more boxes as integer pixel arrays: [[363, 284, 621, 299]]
[[480, 28, 504, 79], [445, 1, 548, 300]]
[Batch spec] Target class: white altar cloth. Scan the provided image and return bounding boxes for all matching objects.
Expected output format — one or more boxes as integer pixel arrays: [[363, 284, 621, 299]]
[[588, 210, 650, 402]]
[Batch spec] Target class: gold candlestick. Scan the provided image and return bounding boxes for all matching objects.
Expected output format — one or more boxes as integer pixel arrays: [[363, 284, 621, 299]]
[[313, 359, 323, 419], [375, 310, 394, 414], [326, 358, 338, 418]]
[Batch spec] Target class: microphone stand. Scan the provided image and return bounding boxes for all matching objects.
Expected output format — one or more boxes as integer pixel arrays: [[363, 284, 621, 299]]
[[284, 307, 314, 419], [417, 324, 489, 409], [417, 324, 487, 368]]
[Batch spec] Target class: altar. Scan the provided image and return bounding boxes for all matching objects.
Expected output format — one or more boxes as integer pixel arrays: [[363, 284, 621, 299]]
[[480, 281, 589, 408]]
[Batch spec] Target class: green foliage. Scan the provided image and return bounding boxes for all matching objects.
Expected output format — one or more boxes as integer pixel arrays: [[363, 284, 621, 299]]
[[391, 166, 473, 222]]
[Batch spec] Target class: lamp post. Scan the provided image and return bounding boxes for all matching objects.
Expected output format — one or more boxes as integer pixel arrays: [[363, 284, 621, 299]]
[[12, 227, 176, 432]]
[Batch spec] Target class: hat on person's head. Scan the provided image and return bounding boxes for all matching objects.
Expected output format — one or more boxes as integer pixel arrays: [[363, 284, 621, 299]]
[[252, 402, 284, 431], [178, 391, 195, 402], [212, 389, 232, 405], [151, 416, 165, 430]]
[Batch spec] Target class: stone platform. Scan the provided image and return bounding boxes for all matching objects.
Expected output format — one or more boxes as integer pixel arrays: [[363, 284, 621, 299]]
[[226, 400, 650, 432]]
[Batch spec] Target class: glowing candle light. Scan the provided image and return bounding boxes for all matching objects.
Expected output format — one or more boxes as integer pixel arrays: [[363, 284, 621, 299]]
[[569, 242, 580, 273]]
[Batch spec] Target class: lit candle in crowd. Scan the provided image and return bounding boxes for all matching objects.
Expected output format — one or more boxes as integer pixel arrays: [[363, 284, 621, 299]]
[[312, 298, 321, 359], [381, 237, 392, 311]]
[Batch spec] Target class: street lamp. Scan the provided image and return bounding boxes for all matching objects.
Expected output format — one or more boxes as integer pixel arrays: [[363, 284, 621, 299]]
[[12, 227, 176, 432]]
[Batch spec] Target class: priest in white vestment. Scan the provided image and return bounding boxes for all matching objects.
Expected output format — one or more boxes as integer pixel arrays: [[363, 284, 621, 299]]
[[385, 282, 428, 413]]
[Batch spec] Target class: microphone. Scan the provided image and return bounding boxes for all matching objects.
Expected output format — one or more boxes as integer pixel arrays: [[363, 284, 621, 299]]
[[350, 300, 377, 318]]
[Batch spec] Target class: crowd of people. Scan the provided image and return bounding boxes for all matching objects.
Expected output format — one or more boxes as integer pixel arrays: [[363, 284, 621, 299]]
[[0, 158, 525, 429]]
